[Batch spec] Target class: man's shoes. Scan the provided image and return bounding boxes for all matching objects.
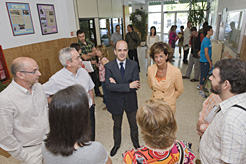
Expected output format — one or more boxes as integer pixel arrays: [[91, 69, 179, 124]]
[[96, 93, 104, 98], [190, 79, 199, 82], [134, 145, 140, 149], [110, 146, 120, 157], [182, 76, 189, 79], [183, 61, 188, 64]]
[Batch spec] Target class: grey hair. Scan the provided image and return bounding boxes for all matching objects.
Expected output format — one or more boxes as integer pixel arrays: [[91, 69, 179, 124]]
[[11, 61, 24, 77], [59, 47, 76, 67]]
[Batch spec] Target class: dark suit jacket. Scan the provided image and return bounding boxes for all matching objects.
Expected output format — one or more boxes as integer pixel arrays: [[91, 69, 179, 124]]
[[105, 59, 139, 115]]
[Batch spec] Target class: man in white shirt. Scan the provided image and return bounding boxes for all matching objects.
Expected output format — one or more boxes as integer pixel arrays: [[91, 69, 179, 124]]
[[183, 21, 191, 64], [42, 47, 96, 140], [0, 57, 49, 164], [199, 58, 246, 164]]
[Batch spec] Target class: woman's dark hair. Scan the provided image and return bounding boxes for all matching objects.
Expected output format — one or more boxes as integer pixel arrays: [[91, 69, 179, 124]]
[[149, 41, 171, 62], [150, 26, 156, 36], [204, 26, 212, 36], [70, 43, 81, 52], [45, 84, 91, 156]]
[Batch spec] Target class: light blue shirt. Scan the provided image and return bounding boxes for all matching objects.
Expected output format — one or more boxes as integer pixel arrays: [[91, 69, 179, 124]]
[[42, 67, 94, 107], [200, 37, 212, 63]]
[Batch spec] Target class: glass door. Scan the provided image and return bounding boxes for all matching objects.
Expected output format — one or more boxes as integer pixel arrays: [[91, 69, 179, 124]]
[[79, 18, 97, 45], [163, 12, 176, 43]]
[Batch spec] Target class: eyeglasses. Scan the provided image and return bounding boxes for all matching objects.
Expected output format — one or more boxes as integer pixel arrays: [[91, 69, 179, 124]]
[[19, 68, 39, 74]]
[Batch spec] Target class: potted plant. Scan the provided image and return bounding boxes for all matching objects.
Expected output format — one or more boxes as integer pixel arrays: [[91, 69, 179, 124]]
[[187, 0, 210, 28], [130, 9, 148, 43]]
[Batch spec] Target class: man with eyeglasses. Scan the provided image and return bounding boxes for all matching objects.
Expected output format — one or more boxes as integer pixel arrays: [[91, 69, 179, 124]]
[[0, 57, 49, 164], [42, 47, 96, 141]]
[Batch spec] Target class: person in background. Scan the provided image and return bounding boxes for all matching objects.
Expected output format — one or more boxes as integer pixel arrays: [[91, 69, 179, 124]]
[[200, 58, 246, 164], [146, 26, 159, 70], [95, 45, 109, 110], [0, 57, 48, 164], [148, 42, 183, 112], [183, 21, 191, 64], [110, 25, 123, 48], [42, 84, 112, 164], [125, 25, 141, 72], [122, 99, 195, 164], [178, 25, 184, 58], [77, 29, 103, 98], [199, 26, 213, 98], [182, 27, 202, 82], [198, 22, 208, 41], [168, 25, 179, 60], [70, 43, 85, 69]]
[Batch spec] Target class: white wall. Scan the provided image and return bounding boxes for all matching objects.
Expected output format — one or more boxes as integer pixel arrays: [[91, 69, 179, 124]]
[[217, 0, 246, 13], [0, 0, 77, 49], [77, 0, 123, 18]]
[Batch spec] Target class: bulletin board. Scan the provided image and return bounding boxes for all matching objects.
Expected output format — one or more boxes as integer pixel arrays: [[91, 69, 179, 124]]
[[6, 2, 35, 36], [0, 45, 10, 82], [37, 4, 58, 35]]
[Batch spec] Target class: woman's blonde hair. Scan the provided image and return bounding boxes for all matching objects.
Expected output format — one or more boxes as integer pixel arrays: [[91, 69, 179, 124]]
[[96, 45, 109, 59], [137, 99, 177, 149]]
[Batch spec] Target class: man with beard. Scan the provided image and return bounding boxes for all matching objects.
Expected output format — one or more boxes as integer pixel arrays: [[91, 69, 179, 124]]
[[199, 58, 246, 164]]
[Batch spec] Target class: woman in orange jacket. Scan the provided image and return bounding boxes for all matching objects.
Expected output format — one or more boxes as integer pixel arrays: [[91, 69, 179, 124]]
[[147, 42, 184, 112]]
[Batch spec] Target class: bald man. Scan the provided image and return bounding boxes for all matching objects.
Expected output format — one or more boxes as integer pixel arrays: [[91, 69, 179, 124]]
[[0, 57, 48, 164]]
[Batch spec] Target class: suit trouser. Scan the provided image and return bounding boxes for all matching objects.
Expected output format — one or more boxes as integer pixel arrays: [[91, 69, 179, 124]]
[[90, 105, 95, 141], [21, 144, 43, 164], [183, 47, 190, 62], [112, 111, 139, 147], [89, 71, 101, 95], [185, 54, 200, 80], [128, 49, 140, 71]]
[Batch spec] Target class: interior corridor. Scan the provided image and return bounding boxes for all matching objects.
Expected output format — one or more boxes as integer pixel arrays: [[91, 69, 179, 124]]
[[0, 46, 206, 163]]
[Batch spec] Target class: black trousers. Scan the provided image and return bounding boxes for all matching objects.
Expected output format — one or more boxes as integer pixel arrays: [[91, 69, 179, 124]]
[[89, 71, 101, 95], [90, 105, 95, 141], [183, 47, 190, 62], [128, 49, 140, 71], [112, 111, 139, 147]]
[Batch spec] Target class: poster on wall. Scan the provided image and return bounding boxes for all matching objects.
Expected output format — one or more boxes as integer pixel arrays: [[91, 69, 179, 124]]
[[37, 4, 58, 35], [6, 2, 35, 36]]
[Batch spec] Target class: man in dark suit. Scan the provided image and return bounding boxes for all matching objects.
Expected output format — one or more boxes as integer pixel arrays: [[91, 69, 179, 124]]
[[105, 40, 140, 157]]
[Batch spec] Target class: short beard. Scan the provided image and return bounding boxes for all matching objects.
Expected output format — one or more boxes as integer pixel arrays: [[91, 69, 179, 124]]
[[210, 85, 222, 95]]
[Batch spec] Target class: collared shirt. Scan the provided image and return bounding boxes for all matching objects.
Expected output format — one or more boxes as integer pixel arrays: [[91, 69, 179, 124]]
[[200, 92, 246, 164], [110, 32, 123, 45], [78, 40, 94, 56], [42, 67, 95, 107], [0, 80, 48, 162], [116, 58, 126, 69]]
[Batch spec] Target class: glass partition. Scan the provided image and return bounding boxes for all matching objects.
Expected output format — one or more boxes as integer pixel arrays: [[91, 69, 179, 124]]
[[224, 10, 244, 51], [99, 18, 123, 47]]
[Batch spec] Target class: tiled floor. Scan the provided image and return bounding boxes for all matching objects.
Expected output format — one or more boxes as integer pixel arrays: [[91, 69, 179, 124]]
[[0, 46, 206, 163]]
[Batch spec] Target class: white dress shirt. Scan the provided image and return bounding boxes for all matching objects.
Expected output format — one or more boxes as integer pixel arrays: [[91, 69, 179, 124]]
[[0, 80, 48, 162], [42, 67, 94, 107]]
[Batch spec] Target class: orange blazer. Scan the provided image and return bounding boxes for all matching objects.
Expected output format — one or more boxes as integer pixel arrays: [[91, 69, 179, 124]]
[[148, 63, 184, 111]]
